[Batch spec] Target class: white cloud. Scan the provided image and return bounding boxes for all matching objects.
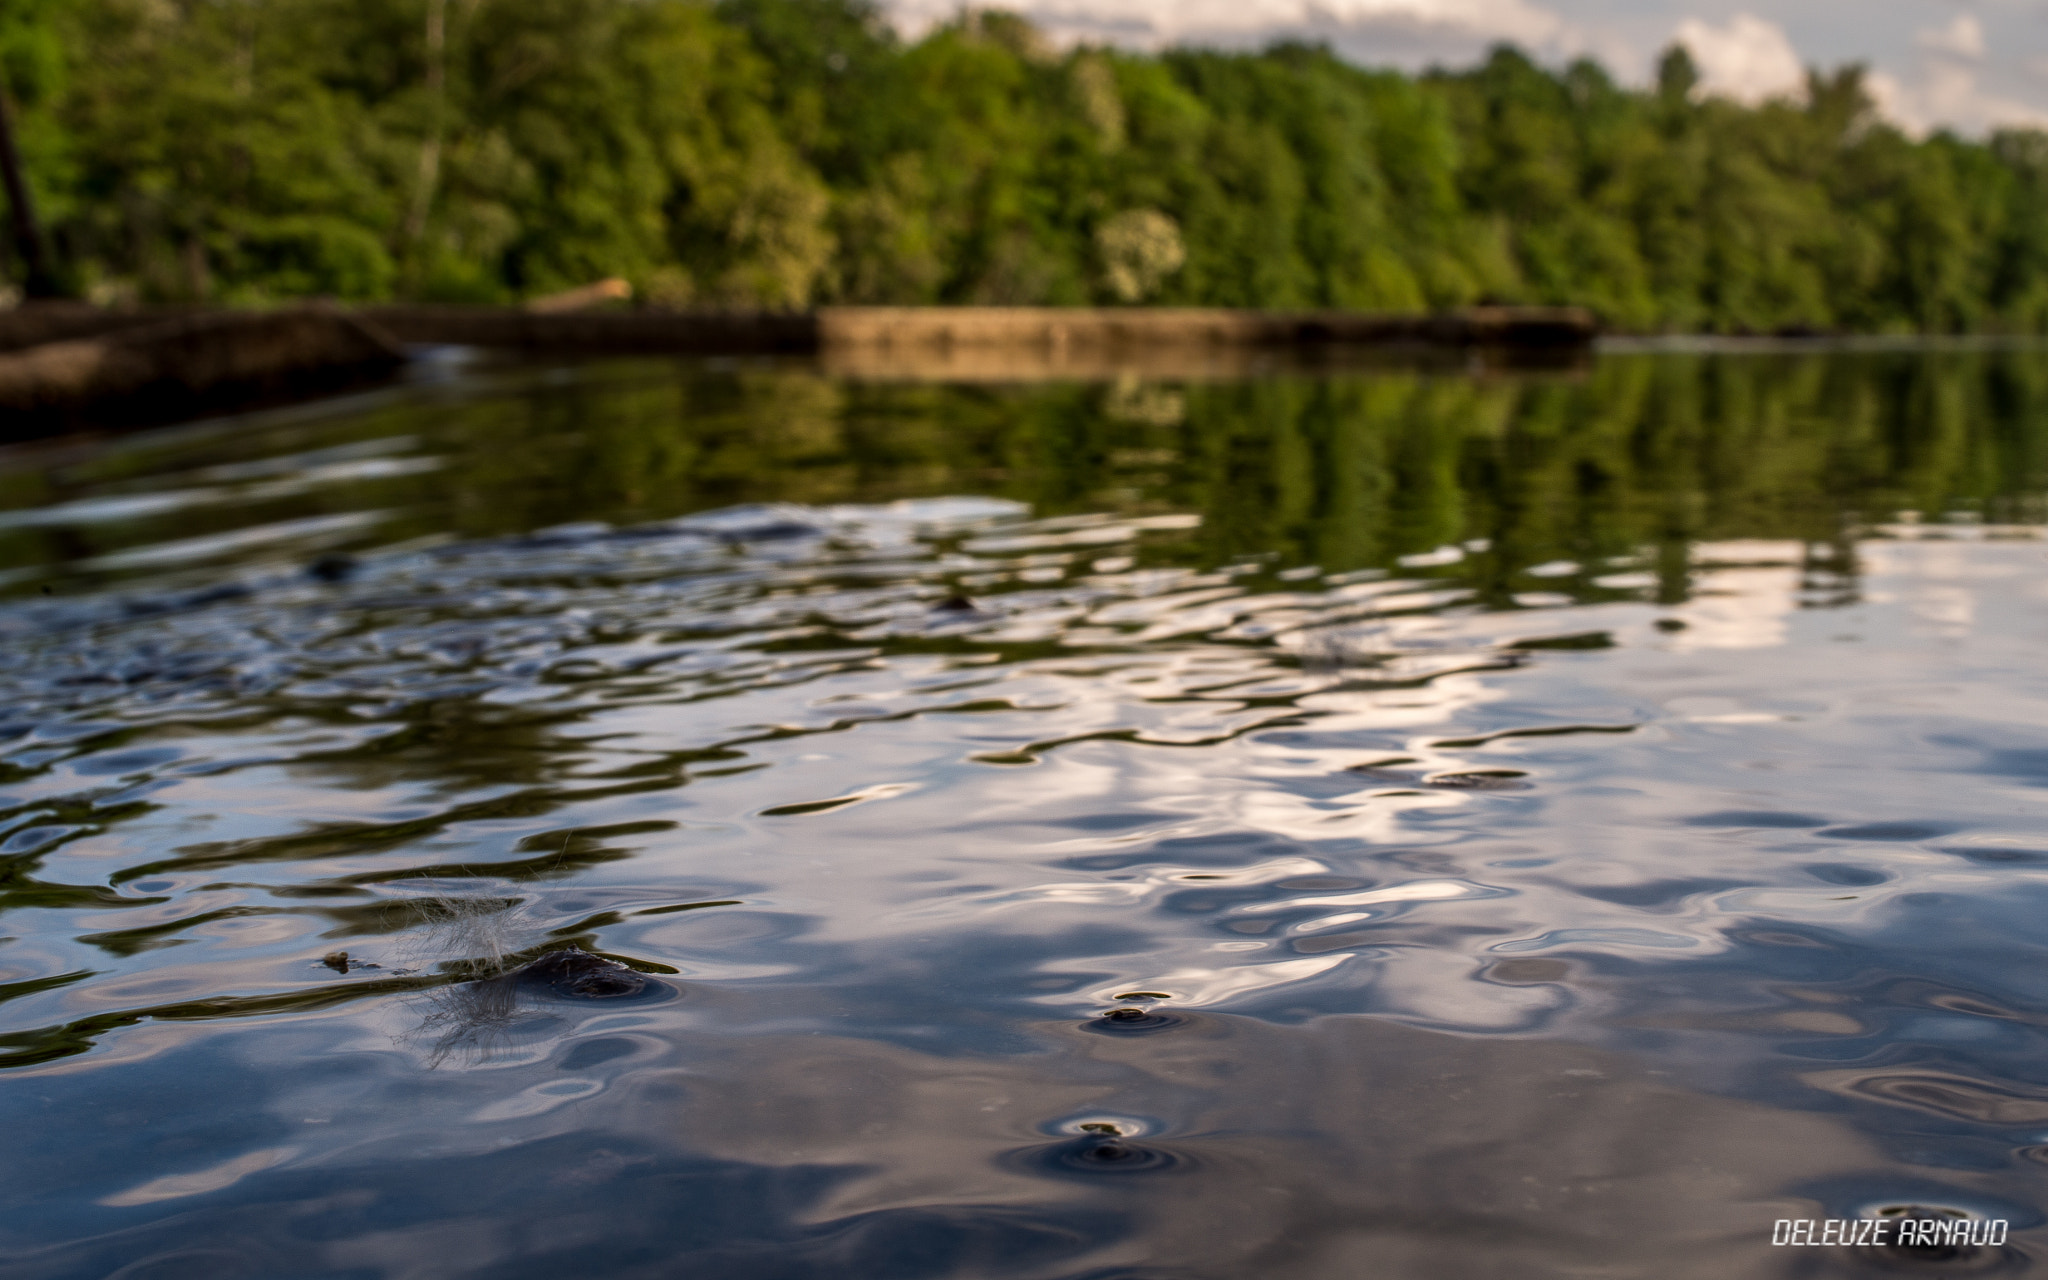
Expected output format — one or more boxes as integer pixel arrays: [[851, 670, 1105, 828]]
[[1916, 14, 1985, 61], [1869, 62, 2048, 137], [1867, 10, 2048, 136], [874, 1, 2048, 135], [1674, 13, 1806, 104], [884, 0, 1563, 49]]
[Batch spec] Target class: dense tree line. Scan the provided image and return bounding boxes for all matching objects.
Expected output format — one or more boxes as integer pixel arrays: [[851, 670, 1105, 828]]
[[2, 0, 2046, 332]]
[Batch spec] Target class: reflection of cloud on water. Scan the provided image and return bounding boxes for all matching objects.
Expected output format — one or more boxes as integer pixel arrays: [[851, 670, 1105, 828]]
[[656, 1016, 1894, 1277], [1666, 565, 1800, 650], [1859, 540, 2029, 641], [1905, 582, 1976, 639], [1236, 877, 1503, 915], [1070, 953, 1349, 1008], [99, 1147, 301, 1207], [1663, 542, 1808, 652], [341, 528, 2048, 1061], [900, 855, 1333, 923]]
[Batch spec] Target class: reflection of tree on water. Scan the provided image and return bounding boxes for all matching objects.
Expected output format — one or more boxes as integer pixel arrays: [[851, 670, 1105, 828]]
[[391, 348, 2048, 599], [8, 349, 2047, 608]]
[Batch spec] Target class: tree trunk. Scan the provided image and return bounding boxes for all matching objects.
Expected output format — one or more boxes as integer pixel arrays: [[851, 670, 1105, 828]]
[[0, 80, 59, 300], [404, 0, 448, 249]]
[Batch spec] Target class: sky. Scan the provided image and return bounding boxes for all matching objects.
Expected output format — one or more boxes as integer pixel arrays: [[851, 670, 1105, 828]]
[[879, 1, 2048, 135]]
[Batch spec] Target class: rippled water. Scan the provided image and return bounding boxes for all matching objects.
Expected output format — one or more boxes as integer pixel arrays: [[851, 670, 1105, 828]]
[[6, 350, 2048, 1277]]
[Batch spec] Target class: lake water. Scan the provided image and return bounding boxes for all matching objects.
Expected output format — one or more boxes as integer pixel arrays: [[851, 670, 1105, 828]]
[[3, 346, 2048, 1277]]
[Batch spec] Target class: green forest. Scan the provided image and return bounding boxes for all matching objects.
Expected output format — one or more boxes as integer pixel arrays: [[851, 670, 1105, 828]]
[[3, 0, 2048, 333]]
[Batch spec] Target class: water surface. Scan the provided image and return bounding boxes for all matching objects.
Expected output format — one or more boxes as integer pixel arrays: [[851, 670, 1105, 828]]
[[4, 350, 2048, 1277]]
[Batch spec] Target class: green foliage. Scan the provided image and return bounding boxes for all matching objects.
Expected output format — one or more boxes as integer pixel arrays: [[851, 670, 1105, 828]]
[[0, 0, 2043, 329]]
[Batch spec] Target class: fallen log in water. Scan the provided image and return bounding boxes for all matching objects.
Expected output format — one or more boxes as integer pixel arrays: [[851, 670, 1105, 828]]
[[359, 305, 818, 353], [817, 305, 1597, 355], [0, 308, 405, 435], [0, 302, 1596, 435], [815, 306, 1595, 379], [0, 302, 169, 353]]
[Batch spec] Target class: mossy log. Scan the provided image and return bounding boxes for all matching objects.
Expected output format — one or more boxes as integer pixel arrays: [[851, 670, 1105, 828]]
[[815, 306, 1597, 354], [0, 302, 1595, 435], [0, 308, 405, 432], [0, 303, 168, 354]]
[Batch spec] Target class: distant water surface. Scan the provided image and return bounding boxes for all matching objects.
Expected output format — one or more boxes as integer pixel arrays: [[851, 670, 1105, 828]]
[[3, 350, 2048, 1277]]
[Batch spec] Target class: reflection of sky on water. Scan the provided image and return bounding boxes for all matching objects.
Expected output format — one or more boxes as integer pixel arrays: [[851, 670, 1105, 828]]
[[5, 357, 2048, 1273]]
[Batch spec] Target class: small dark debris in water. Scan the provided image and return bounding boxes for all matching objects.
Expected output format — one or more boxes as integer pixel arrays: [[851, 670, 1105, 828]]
[[1085, 1005, 1188, 1035], [1655, 618, 1689, 632], [1347, 763, 1531, 791], [1347, 757, 1418, 772], [307, 554, 359, 583], [1508, 631, 1614, 651], [319, 951, 380, 974], [1432, 724, 1636, 749], [745, 520, 827, 541], [1426, 771, 1532, 791], [1078, 1122, 1124, 1135], [1113, 992, 1173, 1001], [718, 520, 823, 547], [933, 593, 987, 615], [1347, 764, 1425, 785], [632, 899, 744, 917], [511, 948, 651, 1000]]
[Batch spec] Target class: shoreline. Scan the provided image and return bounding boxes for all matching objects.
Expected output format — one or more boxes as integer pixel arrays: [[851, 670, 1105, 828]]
[[0, 303, 1592, 434], [0, 302, 1597, 356], [9, 304, 2048, 437]]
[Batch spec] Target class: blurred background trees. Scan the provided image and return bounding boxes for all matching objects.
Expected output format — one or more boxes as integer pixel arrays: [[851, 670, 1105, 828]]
[[0, 0, 2043, 332]]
